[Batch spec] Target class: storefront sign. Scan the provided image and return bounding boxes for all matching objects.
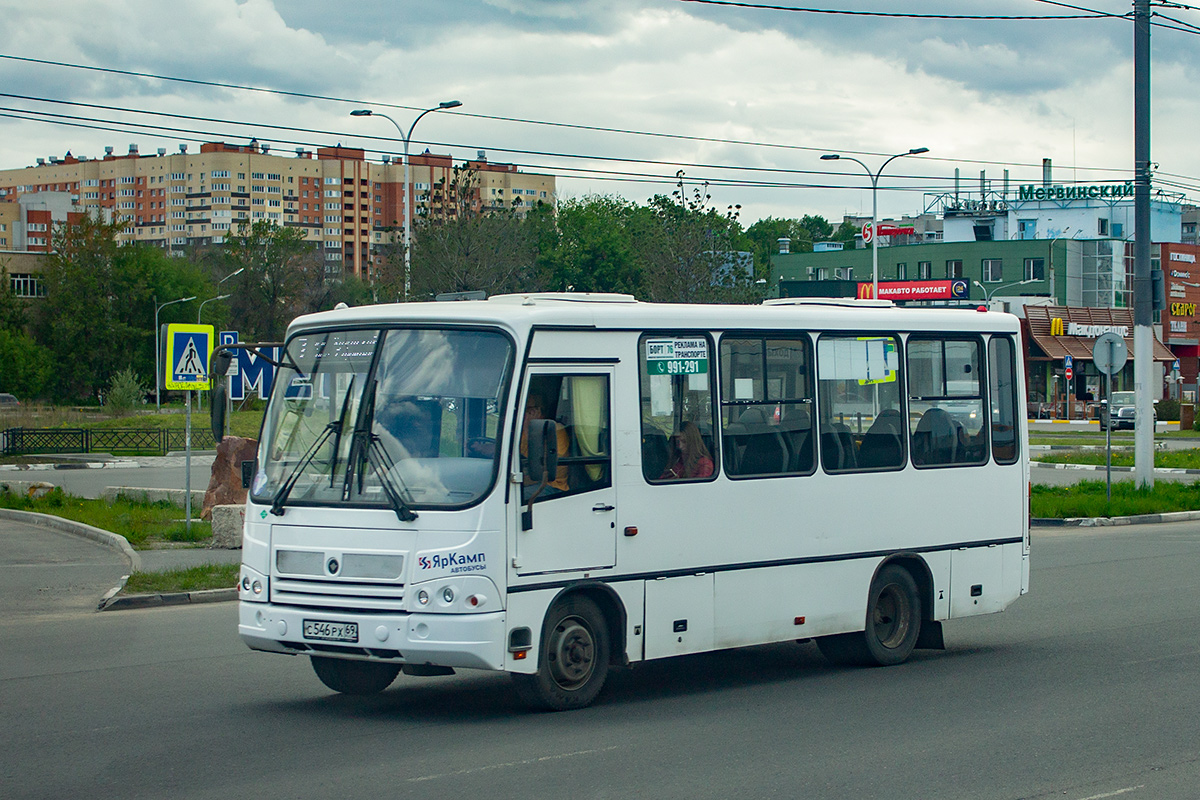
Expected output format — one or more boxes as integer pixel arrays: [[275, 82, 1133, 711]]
[[1055, 321, 1130, 338], [1171, 302, 1197, 317], [857, 280, 968, 300], [1017, 182, 1134, 201], [1171, 320, 1188, 333], [1171, 269, 1192, 279], [1170, 252, 1196, 264]]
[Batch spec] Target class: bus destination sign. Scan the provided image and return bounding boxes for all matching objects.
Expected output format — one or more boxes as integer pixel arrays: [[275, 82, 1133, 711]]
[[645, 337, 709, 375]]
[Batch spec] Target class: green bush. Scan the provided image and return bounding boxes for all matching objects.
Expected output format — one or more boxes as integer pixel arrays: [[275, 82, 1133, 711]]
[[1157, 398, 1180, 422], [105, 367, 146, 417]]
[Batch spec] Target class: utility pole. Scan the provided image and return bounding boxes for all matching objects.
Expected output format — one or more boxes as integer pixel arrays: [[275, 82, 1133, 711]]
[[1133, 0, 1153, 487]]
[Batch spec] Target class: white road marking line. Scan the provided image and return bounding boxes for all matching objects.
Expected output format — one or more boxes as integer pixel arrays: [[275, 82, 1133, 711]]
[[408, 745, 621, 782], [1077, 786, 1144, 800]]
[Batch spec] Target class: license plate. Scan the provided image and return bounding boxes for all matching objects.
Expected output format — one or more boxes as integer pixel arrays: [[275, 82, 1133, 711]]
[[302, 619, 359, 643]]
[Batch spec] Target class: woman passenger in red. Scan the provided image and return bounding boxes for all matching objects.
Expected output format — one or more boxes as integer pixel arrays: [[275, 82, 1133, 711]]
[[659, 421, 714, 480]]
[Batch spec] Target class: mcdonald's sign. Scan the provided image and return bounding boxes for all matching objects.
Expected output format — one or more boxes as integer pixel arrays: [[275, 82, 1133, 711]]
[[857, 283, 875, 299], [1050, 317, 1065, 336]]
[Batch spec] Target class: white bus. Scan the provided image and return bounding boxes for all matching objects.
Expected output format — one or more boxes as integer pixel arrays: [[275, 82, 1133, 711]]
[[218, 293, 1029, 711]]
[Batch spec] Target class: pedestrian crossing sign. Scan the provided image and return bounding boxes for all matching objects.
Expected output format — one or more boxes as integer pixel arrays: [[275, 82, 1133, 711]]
[[164, 324, 214, 390]]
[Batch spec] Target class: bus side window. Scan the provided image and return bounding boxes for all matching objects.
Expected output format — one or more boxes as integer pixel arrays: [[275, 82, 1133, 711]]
[[907, 337, 987, 468], [639, 334, 717, 482], [719, 335, 814, 478], [816, 335, 903, 473], [989, 335, 1020, 464]]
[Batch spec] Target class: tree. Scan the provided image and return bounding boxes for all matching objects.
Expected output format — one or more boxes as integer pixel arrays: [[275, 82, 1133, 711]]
[[535, 196, 643, 295], [636, 173, 754, 304], [36, 213, 208, 402], [221, 220, 323, 341], [408, 166, 541, 298], [799, 214, 835, 243], [0, 264, 28, 333], [0, 329, 51, 399], [743, 217, 812, 272]]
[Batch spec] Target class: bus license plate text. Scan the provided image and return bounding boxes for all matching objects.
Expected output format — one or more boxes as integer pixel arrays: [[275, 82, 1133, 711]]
[[302, 619, 359, 643]]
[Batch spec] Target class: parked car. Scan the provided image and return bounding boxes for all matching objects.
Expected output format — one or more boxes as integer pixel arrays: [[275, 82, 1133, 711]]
[[1100, 391, 1157, 431], [0, 392, 19, 407]]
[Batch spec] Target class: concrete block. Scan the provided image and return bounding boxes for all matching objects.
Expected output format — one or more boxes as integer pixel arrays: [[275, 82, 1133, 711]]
[[210, 504, 245, 549], [0, 480, 57, 499]]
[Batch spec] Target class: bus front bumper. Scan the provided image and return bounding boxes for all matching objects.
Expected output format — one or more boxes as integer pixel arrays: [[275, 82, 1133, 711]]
[[238, 602, 507, 671]]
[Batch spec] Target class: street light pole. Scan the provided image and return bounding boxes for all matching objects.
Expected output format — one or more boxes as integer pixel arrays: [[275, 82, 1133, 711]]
[[973, 277, 1037, 305], [197, 293, 232, 324], [820, 147, 929, 300], [154, 295, 196, 413], [351, 101, 463, 301]]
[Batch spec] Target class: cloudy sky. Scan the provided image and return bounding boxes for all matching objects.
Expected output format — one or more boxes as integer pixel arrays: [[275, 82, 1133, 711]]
[[0, 0, 1196, 225]]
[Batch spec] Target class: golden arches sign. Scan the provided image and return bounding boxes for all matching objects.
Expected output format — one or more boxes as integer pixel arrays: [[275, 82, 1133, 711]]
[[1050, 317, 1065, 336]]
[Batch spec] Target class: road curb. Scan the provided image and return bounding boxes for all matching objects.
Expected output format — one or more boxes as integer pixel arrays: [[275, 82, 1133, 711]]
[[0, 508, 142, 571], [99, 587, 237, 611], [0, 460, 140, 471], [1030, 460, 1200, 475], [1032, 509, 1200, 528]]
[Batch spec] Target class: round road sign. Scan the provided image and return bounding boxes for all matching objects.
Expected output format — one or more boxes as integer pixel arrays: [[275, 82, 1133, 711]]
[[1092, 331, 1128, 376], [1065, 366, 1074, 381]]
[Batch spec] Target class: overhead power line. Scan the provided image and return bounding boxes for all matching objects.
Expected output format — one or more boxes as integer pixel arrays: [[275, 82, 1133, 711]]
[[0, 53, 1156, 175], [677, 0, 1120, 19]]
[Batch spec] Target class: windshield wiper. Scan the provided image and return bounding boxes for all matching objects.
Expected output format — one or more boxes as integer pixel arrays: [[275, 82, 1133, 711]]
[[269, 420, 341, 516], [364, 433, 418, 522], [324, 375, 356, 488], [341, 381, 418, 522]]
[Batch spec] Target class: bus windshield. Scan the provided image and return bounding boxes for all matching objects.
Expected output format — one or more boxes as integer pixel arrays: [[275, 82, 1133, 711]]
[[253, 327, 513, 511]]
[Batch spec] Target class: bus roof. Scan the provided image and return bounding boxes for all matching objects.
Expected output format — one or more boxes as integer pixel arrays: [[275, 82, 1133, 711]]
[[286, 293, 1021, 338]]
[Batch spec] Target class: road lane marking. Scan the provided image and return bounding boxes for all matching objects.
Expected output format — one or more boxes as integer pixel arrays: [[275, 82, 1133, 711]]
[[1078, 786, 1144, 800], [408, 745, 621, 782]]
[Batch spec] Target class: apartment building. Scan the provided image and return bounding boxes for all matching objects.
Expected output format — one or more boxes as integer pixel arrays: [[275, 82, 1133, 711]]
[[0, 141, 557, 279]]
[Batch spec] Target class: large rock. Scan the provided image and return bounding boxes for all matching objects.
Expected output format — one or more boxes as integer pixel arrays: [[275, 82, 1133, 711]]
[[210, 504, 246, 549], [201, 436, 259, 520]]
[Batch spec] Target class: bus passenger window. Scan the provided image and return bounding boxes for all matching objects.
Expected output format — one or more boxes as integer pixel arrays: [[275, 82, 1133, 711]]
[[639, 334, 717, 483], [816, 335, 904, 473], [907, 337, 988, 468], [521, 374, 612, 502], [719, 336, 814, 478], [989, 336, 1020, 464]]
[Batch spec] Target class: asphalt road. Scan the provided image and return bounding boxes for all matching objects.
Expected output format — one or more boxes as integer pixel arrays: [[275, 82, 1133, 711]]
[[3, 521, 1200, 800]]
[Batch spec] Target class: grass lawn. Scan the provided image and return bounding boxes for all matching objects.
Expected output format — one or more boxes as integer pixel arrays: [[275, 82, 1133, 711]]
[[1034, 448, 1200, 470], [1032, 479, 1200, 518], [0, 488, 211, 547], [123, 563, 239, 594]]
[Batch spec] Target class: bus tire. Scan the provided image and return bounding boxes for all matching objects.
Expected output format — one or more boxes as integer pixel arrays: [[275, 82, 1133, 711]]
[[513, 596, 610, 711], [817, 564, 922, 667], [310, 656, 401, 695]]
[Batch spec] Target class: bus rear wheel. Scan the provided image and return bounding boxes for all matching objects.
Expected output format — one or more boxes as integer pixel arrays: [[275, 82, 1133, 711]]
[[310, 656, 401, 695], [513, 596, 610, 711], [817, 564, 922, 667]]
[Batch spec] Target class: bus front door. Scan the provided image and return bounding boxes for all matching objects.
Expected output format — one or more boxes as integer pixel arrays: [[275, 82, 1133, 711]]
[[515, 368, 616, 576]]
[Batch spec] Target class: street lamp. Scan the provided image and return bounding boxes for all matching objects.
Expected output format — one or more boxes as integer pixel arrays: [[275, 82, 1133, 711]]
[[154, 295, 196, 413], [973, 277, 1037, 304], [351, 100, 463, 301], [820, 147, 929, 300], [197, 293, 232, 323]]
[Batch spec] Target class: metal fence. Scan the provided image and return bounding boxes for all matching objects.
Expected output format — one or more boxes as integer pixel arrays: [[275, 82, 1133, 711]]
[[0, 427, 217, 456]]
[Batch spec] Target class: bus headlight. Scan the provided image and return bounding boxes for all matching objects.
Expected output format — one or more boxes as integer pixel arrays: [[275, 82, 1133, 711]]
[[408, 576, 500, 613], [239, 565, 268, 603]]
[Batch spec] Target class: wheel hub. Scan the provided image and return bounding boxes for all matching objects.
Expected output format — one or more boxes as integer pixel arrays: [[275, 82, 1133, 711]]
[[548, 617, 595, 689]]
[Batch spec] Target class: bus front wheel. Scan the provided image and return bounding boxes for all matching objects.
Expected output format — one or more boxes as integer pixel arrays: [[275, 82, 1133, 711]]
[[310, 656, 401, 695], [513, 596, 610, 711], [817, 564, 922, 667]]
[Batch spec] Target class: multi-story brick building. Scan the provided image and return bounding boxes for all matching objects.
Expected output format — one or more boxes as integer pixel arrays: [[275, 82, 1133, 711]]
[[0, 141, 556, 280]]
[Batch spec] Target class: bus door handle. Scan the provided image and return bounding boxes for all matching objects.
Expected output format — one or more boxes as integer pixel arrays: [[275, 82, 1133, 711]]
[[592, 503, 615, 512]]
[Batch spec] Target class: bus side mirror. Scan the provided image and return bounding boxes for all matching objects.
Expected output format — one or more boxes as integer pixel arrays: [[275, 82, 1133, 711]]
[[522, 419, 558, 531], [210, 374, 226, 444], [212, 348, 234, 377]]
